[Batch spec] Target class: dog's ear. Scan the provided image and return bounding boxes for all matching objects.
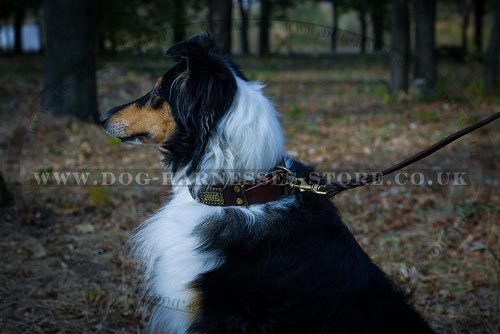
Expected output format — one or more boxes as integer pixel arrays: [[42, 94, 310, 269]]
[[165, 40, 190, 60], [163, 34, 237, 174], [166, 34, 232, 84], [165, 34, 217, 62]]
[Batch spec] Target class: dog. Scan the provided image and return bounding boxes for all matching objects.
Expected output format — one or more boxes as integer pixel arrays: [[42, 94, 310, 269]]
[[101, 34, 435, 334]]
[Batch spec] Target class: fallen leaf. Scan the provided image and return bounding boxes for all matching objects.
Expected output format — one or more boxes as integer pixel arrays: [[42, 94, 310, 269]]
[[76, 223, 95, 234]]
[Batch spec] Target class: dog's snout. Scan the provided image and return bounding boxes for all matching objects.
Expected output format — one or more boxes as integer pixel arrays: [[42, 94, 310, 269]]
[[104, 120, 128, 138]]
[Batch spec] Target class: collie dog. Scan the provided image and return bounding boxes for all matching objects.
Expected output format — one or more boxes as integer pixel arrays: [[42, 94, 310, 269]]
[[101, 34, 434, 334]]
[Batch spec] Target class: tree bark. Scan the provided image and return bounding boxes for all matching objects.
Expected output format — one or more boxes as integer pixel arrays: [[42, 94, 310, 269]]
[[390, 0, 410, 95], [461, 10, 469, 54], [485, 0, 500, 94], [413, 0, 436, 91], [42, 0, 99, 122], [173, 0, 186, 43], [238, 0, 250, 54], [474, 0, 485, 53], [331, 0, 338, 52], [13, 6, 25, 54], [0, 172, 13, 207], [359, 10, 367, 53], [110, 32, 117, 55], [259, 0, 271, 57], [208, 0, 232, 54], [98, 33, 106, 55], [35, 9, 44, 53], [371, 9, 384, 52]]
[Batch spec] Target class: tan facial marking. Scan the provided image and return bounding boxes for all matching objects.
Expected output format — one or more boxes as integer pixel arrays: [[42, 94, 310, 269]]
[[107, 99, 175, 144]]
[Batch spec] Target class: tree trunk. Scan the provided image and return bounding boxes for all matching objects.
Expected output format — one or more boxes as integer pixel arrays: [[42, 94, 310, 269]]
[[485, 0, 500, 94], [331, 0, 338, 52], [371, 9, 384, 53], [390, 0, 410, 95], [0, 172, 13, 207], [36, 9, 44, 53], [474, 0, 485, 53], [208, 0, 232, 54], [359, 10, 367, 53], [238, 0, 250, 54], [259, 0, 271, 57], [110, 32, 117, 55], [98, 33, 105, 55], [413, 0, 436, 92], [13, 6, 25, 54], [461, 10, 469, 54], [173, 0, 186, 43], [42, 0, 99, 122]]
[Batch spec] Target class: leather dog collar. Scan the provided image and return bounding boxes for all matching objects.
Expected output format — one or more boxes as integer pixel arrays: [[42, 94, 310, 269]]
[[188, 168, 292, 207]]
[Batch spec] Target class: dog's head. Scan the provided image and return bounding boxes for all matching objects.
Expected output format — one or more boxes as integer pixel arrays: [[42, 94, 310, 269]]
[[101, 34, 239, 173]]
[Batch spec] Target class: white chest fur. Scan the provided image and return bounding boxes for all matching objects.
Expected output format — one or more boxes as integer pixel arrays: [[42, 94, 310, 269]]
[[132, 187, 222, 333], [131, 74, 286, 333]]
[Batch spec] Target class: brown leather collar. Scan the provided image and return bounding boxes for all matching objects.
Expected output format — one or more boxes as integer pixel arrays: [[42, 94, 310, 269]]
[[188, 169, 292, 207]]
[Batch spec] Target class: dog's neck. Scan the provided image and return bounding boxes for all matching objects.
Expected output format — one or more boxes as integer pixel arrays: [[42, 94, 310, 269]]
[[174, 77, 285, 187]]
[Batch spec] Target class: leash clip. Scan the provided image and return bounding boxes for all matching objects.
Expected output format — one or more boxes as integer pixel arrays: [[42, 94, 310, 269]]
[[274, 166, 328, 195], [289, 178, 329, 195]]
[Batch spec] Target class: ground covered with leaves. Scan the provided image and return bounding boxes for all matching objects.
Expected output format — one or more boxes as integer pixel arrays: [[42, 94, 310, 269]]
[[0, 55, 498, 333]]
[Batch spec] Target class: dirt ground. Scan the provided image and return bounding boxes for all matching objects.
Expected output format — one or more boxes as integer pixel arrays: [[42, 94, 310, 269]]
[[0, 55, 499, 333]]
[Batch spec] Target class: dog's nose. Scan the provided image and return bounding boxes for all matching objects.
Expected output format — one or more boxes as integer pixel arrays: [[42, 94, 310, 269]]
[[99, 111, 110, 126], [100, 106, 121, 126], [100, 102, 134, 127]]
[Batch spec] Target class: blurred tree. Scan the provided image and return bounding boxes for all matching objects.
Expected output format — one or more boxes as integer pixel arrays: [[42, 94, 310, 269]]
[[441, 0, 476, 60], [172, 0, 187, 43], [259, 0, 271, 57], [344, 0, 388, 53], [485, 0, 499, 94], [369, 0, 387, 52], [0, 0, 41, 54], [358, 8, 367, 53], [258, 0, 298, 57], [414, 0, 436, 93], [330, 0, 339, 51], [0, 172, 13, 207], [209, 0, 232, 54], [349, 0, 368, 53], [390, 0, 410, 95], [238, 0, 251, 54], [0, 1, 9, 22], [96, 0, 142, 54], [456, 0, 473, 54], [474, 0, 485, 53], [126, 1, 173, 52], [13, 2, 25, 54], [42, 0, 98, 122], [95, 0, 117, 54], [96, 0, 177, 54]]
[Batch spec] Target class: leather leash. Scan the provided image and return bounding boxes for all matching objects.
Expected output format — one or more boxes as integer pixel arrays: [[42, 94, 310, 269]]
[[283, 110, 499, 198]]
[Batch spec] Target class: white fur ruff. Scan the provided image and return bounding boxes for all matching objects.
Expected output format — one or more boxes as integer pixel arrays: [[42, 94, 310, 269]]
[[132, 187, 221, 333]]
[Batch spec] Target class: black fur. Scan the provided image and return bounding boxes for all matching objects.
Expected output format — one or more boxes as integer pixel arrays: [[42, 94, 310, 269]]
[[189, 160, 434, 334], [107, 34, 436, 333], [161, 34, 239, 174]]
